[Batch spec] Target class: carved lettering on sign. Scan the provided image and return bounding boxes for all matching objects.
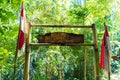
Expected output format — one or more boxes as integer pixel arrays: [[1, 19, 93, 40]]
[[38, 32, 84, 43]]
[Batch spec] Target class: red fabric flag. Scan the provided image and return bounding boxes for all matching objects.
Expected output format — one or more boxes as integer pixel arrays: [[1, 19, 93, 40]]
[[18, 3, 26, 50], [100, 23, 110, 70]]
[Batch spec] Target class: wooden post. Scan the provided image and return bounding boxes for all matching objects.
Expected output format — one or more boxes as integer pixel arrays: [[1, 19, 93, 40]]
[[106, 48, 110, 80], [104, 22, 110, 80], [14, 20, 22, 80], [92, 24, 100, 80], [23, 23, 31, 80], [84, 47, 87, 80], [13, 35, 19, 80], [14, 47, 19, 80]]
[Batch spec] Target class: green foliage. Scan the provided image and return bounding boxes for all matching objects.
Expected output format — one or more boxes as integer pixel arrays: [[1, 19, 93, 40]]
[[68, 4, 89, 24]]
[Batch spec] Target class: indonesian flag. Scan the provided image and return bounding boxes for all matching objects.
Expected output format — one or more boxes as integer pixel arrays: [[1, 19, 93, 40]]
[[18, 3, 26, 50], [100, 23, 111, 71]]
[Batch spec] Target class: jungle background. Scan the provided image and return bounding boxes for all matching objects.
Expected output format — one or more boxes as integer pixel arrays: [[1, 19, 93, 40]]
[[0, 0, 120, 80]]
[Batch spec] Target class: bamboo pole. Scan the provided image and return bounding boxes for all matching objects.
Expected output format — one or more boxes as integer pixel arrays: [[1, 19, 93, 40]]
[[106, 47, 110, 80], [84, 46, 87, 80], [13, 23, 21, 80], [92, 24, 100, 80], [14, 3, 25, 79], [23, 23, 31, 80], [30, 24, 92, 28], [104, 22, 110, 80], [29, 43, 94, 46]]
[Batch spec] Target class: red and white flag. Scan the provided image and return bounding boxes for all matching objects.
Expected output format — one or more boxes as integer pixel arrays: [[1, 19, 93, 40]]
[[100, 23, 111, 71], [18, 3, 26, 50]]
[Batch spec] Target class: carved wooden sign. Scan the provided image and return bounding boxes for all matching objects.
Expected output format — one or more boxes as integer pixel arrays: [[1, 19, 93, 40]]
[[38, 32, 84, 43]]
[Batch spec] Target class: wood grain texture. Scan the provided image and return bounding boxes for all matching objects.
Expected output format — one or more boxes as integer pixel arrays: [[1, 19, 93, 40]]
[[31, 24, 92, 28], [38, 32, 84, 43]]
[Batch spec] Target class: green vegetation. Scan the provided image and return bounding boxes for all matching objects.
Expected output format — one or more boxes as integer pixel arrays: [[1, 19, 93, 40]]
[[0, 0, 120, 80]]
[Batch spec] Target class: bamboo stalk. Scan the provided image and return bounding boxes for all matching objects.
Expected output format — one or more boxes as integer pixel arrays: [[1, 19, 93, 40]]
[[13, 16, 22, 80], [92, 24, 100, 80], [104, 22, 111, 80], [106, 49, 110, 80], [13, 32, 19, 80], [29, 43, 94, 46], [23, 23, 31, 80], [84, 47, 87, 80], [30, 24, 92, 28]]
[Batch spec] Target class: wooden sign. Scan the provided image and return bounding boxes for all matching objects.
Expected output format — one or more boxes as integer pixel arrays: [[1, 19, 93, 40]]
[[38, 32, 84, 43]]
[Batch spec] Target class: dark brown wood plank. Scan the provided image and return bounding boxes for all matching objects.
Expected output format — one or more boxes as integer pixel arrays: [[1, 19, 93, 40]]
[[38, 32, 84, 43]]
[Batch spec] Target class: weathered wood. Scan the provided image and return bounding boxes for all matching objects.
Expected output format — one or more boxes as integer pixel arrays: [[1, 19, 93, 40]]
[[24, 23, 31, 80], [104, 22, 110, 80], [112, 56, 120, 60], [29, 43, 94, 46], [38, 32, 84, 43], [14, 14, 22, 80], [31, 24, 92, 28], [92, 24, 100, 80], [84, 47, 87, 80]]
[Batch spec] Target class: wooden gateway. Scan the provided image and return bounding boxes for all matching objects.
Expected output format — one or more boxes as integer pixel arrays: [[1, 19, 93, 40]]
[[20, 23, 100, 80], [38, 32, 84, 44]]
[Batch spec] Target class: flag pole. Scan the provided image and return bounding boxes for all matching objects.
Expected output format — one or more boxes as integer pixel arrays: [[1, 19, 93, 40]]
[[13, 36, 19, 80], [13, 18, 21, 80], [104, 22, 110, 80], [14, 2, 24, 80], [107, 49, 110, 80]]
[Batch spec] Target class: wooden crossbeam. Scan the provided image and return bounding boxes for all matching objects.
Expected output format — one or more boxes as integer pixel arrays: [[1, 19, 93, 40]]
[[29, 43, 94, 46], [30, 24, 92, 28]]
